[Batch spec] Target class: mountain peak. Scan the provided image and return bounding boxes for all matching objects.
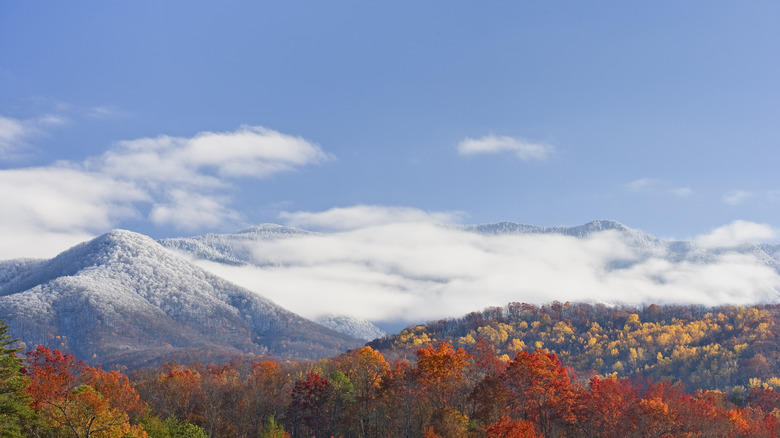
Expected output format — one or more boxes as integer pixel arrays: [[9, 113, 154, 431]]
[[235, 224, 313, 237], [237, 224, 290, 234], [0, 228, 363, 368], [581, 219, 628, 231], [90, 228, 159, 250], [460, 219, 634, 237]]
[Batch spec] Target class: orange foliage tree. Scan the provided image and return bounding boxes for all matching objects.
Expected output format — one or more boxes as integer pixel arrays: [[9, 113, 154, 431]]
[[415, 342, 471, 410], [25, 346, 146, 438], [485, 416, 542, 438]]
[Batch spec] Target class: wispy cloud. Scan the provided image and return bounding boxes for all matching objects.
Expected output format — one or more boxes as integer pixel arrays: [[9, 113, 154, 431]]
[[723, 189, 753, 205], [0, 114, 67, 159], [457, 135, 553, 160], [0, 126, 332, 258], [626, 178, 693, 197], [671, 187, 694, 197], [85, 105, 128, 120], [280, 205, 464, 231], [0, 116, 28, 157], [626, 178, 658, 192]]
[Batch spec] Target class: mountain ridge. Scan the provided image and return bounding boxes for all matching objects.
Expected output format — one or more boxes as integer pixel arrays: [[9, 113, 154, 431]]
[[0, 229, 363, 369]]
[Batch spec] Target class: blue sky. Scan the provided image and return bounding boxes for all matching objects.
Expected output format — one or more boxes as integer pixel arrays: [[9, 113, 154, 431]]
[[1, 1, 779, 259]]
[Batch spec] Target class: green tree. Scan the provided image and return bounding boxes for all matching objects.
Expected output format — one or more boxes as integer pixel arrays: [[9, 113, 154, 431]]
[[140, 413, 208, 438], [0, 320, 33, 437], [259, 415, 289, 438]]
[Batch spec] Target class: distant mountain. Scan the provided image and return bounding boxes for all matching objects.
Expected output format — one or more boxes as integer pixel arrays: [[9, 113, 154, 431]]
[[0, 230, 362, 369], [316, 314, 386, 341], [460, 219, 780, 272], [160, 224, 314, 266], [165, 220, 780, 276]]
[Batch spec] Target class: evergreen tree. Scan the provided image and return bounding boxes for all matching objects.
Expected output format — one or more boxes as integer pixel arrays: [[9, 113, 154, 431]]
[[0, 320, 33, 437]]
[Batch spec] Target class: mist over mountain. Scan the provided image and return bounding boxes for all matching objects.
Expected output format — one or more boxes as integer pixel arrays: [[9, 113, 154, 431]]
[[0, 230, 362, 369], [160, 219, 780, 331], [461, 220, 780, 270], [160, 224, 315, 266]]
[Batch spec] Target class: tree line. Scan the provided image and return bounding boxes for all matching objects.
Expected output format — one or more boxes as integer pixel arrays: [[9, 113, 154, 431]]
[[370, 302, 780, 393], [4, 302, 780, 437]]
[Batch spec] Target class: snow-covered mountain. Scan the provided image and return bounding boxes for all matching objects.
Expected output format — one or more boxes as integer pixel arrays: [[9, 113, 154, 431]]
[[461, 220, 780, 272], [0, 230, 362, 368], [160, 224, 314, 266], [164, 220, 780, 276], [5, 220, 777, 368], [316, 314, 386, 342], [160, 225, 388, 339]]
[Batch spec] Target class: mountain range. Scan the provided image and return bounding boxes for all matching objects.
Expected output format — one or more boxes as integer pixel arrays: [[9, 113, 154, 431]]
[[161, 220, 780, 273], [460, 220, 780, 274], [1, 220, 779, 369]]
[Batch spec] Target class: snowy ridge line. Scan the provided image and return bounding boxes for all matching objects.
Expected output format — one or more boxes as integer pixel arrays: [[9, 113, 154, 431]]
[[0, 229, 363, 369]]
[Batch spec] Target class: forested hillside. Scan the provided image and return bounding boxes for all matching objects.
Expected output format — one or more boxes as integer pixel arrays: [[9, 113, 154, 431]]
[[5, 302, 780, 437], [370, 301, 780, 393]]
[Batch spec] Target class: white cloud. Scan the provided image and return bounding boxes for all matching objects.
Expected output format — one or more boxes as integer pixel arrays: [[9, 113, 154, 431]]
[[671, 187, 694, 197], [626, 178, 693, 197], [696, 220, 777, 248], [0, 167, 146, 232], [280, 205, 464, 230], [0, 166, 148, 259], [0, 114, 68, 159], [150, 190, 241, 230], [723, 189, 753, 205], [457, 135, 553, 160], [0, 126, 332, 258], [0, 116, 28, 157], [99, 126, 332, 230], [97, 126, 331, 185], [180, 211, 780, 327], [86, 105, 126, 120], [626, 178, 656, 192]]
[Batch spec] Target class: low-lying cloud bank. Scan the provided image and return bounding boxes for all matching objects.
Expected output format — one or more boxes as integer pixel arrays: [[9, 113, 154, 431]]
[[188, 211, 780, 328]]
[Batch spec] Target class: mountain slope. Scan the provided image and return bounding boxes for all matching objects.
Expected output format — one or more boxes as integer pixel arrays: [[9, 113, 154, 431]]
[[159, 224, 314, 266], [160, 225, 388, 339], [316, 314, 386, 341], [0, 230, 362, 368], [367, 300, 780, 392]]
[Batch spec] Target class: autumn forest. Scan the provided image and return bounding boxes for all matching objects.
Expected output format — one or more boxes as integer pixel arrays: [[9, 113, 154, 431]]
[[4, 302, 780, 437]]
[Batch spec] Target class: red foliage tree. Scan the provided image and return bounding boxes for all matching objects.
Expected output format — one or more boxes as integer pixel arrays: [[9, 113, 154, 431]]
[[578, 376, 640, 438], [25, 346, 145, 437], [290, 371, 333, 438], [502, 349, 580, 438], [485, 416, 542, 438]]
